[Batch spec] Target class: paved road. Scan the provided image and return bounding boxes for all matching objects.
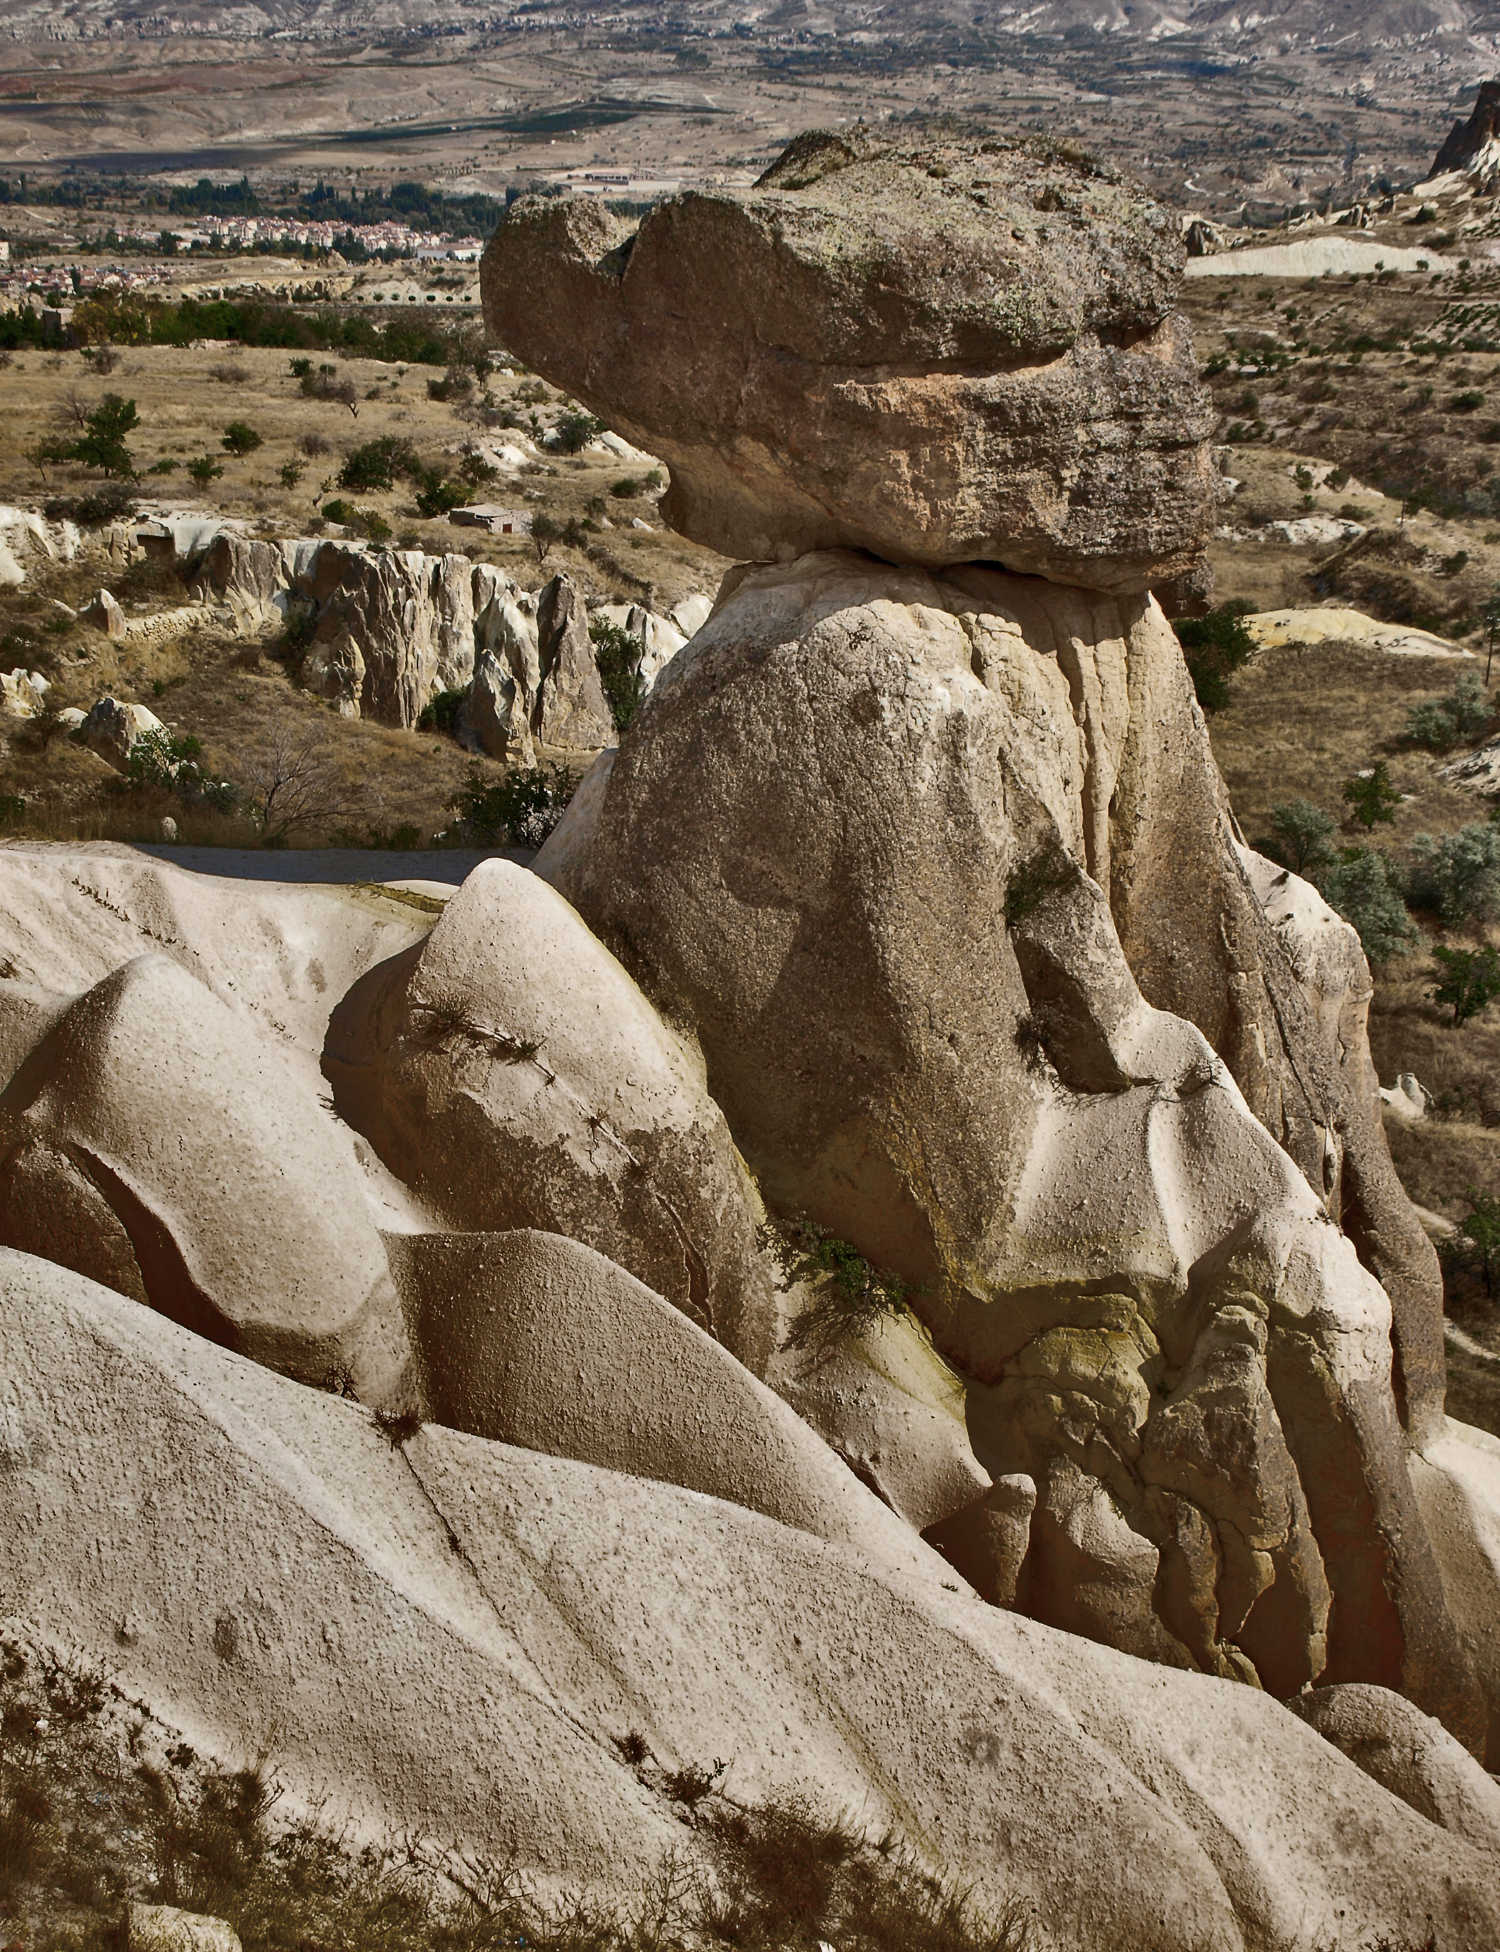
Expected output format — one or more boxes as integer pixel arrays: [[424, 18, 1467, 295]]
[[129, 845, 533, 885]]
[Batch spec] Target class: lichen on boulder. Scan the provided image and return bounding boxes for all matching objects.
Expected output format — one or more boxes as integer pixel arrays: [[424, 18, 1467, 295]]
[[482, 128, 1217, 592]]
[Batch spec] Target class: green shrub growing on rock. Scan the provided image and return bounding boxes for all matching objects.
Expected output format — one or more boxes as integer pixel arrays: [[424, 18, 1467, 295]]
[[1172, 601, 1256, 713], [759, 1212, 911, 1359]]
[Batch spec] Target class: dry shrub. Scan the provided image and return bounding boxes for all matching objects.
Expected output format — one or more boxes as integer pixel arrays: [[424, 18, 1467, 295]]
[[698, 1794, 1033, 1952]]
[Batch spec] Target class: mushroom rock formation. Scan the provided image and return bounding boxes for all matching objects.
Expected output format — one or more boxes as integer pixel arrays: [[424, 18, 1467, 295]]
[[537, 551, 1478, 1749], [482, 129, 1216, 594]]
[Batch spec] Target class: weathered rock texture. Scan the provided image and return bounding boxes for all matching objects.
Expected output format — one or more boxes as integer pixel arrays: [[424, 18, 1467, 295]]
[[0, 953, 411, 1403], [80, 588, 125, 639], [9, 1249, 1500, 1950], [482, 130, 1217, 591], [325, 859, 774, 1369], [128, 1904, 241, 1952], [535, 573, 615, 749], [1286, 1683, 1500, 1856], [0, 504, 81, 587], [302, 544, 477, 723], [393, 1226, 936, 1581], [137, 518, 624, 748], [539, 551, 1474, 1745], [468, 564, 541, 762], [77, 696, 167, 771], [1410, 1418, 1500, 1770], [1431, 78, 1500, 179], [767, 1307, 991, 1532]]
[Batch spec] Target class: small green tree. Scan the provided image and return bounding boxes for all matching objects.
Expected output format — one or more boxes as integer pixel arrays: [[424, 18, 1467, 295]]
[[187, 455, 223, 486], [337, 436, 412, 493], [554, 409, 604, 453], [1341, 761, 1402, 831], [412, 466, 466, 519], [1430, 943, 1500, 1024], [1172, 601, 1257, 713], [277, 458, 306, 490], [1447, 1186, 1500, 1294], [1321, 849, 1416, 965], [530, 510, 561, 566], [1264, 797, 1337, 877], [1408, 821, 1500, 927], [53, 393, 139, 478], [125, 726, 202, 790], [221, 420, 263, 456], [590, 619, 646, 733]]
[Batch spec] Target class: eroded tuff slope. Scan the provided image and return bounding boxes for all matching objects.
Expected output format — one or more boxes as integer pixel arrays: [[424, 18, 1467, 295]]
[[537, 553, 1476, 1745], [7, 1248, 1500, 1951]]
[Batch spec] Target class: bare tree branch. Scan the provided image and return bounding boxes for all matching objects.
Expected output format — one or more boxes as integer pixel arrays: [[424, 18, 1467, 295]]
[[244, 721, 358, 845]]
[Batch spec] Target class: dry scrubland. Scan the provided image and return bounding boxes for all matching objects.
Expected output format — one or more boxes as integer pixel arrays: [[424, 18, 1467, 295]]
[[1183, 266, 1500, 1430], [0, 337, 728, 844]]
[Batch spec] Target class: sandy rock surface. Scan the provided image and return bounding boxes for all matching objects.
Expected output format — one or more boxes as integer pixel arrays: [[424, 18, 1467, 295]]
[[540, 548, 1472, 1740], [0, 952, 412, 1401], [1410, 1418, 1500, 1769], [395, 1226, 937, 1581], [768, 1307, 992, 1532], [1287, 1682, 1500, 1855], [325, 857, 775, 1368], [7, 1249, 1500, 1951], [0, 842, 432, 1084], [483, 129, 1216, 591]]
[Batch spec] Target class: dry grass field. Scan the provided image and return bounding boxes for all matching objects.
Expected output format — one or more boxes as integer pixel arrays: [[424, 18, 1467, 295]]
[[0, 336, 730, 845]]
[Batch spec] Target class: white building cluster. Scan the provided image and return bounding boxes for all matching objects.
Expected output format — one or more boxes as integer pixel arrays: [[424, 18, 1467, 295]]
[[118, 216, 485, 257]]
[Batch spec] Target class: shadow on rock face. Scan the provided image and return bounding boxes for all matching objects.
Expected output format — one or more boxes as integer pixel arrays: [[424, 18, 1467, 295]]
[[0, 951, 412, 1405]]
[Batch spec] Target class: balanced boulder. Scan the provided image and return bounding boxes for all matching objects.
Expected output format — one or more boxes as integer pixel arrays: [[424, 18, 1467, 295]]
[[482, 129, 1216, 591], [324, 859, 775, 1369]]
